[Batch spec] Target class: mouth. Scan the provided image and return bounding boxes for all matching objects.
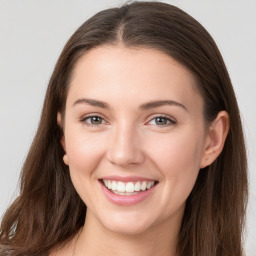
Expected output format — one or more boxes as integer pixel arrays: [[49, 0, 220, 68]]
[[100, 179, 158, 196]]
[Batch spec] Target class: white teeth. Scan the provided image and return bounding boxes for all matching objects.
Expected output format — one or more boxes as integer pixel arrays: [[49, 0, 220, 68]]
[[107, 180, 112, 190], [126, 182, 135, 193], [141, 181, 147, 191], [134, 181, 141, 192], [102, 180, 156, 193], [117, 181, 126, 192], [112, 181, 117, 191], [147, 181, 154, 189], [113, 191, 138, 195]]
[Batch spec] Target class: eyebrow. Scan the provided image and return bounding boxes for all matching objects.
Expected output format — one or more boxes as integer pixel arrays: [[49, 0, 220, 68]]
[[73, 98, 111, 109], [139, 100, 188, 112], [73, 98, 188, 112]]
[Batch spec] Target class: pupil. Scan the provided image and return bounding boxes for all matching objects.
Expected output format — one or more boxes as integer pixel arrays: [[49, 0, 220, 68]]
[[156, 117, 167, 125], [92, 116, 102, 124]]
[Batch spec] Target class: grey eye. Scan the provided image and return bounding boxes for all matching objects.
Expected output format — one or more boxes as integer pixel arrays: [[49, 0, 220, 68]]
[[87, 116, 103, 125], [155, 117, 169, 125], [88, 116, 102, 124], [148, 116, 175, 126]]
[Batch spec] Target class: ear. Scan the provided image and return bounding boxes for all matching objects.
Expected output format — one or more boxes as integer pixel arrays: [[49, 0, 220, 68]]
[[57, 112, 69, 165], [200, 111, 230, 168], [57, 112, 66, 150]]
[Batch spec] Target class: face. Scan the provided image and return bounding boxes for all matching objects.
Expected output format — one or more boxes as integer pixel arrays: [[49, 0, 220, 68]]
[[60, 45, 208, 235]]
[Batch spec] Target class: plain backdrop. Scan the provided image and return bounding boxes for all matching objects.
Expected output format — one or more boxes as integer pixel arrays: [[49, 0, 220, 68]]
[[0, 0, 255, 255]]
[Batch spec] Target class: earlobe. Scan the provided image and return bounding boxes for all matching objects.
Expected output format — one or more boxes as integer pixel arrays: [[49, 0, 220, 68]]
[[57, 112, 62, 127], [63, 154, 69, 166], [200, 111, 230, 168], [57, 112, 68, 164], [57, 112, 66, 152]]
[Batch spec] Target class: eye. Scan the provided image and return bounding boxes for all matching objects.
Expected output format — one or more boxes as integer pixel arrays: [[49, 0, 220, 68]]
[[81, 115, 106, 127], [148, 115, 176, 127]]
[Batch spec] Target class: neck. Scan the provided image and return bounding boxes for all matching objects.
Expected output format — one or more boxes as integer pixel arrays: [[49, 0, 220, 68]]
[[74, 210, 182, 256]]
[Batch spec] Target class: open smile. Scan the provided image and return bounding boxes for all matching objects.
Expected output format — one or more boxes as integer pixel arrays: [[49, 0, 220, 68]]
[[102, 179, 156, 195], [99, 177, 158, 206]]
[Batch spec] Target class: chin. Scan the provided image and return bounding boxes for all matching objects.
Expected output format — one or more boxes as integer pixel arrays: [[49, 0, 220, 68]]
[[100, 211, 156, 236], [104, 222, 151, 236]]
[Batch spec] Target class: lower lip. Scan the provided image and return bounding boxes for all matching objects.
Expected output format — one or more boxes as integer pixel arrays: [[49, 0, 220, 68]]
[[99, 181, 157, 206]]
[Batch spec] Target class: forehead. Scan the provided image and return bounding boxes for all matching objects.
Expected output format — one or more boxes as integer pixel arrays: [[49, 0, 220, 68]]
[[67, 45, 203, 113]]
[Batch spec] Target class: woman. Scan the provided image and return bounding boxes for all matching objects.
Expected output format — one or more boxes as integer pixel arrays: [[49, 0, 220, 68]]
[[0, 1, 248, 256]]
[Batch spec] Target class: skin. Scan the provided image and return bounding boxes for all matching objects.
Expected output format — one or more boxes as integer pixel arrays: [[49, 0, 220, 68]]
[[53, 45, 229, 256]]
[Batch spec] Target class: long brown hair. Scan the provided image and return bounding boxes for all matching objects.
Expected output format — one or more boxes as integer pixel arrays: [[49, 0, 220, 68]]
[[0, 1, 248, 256]]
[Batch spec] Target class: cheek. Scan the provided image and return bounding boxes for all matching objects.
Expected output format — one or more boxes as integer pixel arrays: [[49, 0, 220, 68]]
[[145, 130, 204, 207], [148, 131, 203, 173], [65, 128, 106, 177], [64, 128, 107, 205]]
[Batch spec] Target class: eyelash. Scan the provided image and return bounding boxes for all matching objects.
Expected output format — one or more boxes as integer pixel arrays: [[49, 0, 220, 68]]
[[147, 114, 176, 127], [80, 114, 106, 127], [80, 114, 176, 127]]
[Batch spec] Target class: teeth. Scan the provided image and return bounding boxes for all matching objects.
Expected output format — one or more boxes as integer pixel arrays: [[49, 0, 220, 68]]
[[112, 181, 117, 191], [141, 181, 147, 191], [117, 181, 126, 192], [107, 180, 112, 190], [102, 180, 156, 193], [147, 181, 154, 189], [126, 182, 134, 193], [113, 191, 138, 195], [134, 181, 141, 191]]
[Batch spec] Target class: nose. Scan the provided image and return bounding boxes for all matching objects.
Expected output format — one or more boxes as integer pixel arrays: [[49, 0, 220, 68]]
[[106, 122, 145, 168]]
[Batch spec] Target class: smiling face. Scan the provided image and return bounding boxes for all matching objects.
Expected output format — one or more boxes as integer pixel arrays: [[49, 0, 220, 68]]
[[60, 45, 209, 236]]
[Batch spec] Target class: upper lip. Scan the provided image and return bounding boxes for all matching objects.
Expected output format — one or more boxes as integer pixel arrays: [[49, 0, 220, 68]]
[[100, 175, 157, 182]]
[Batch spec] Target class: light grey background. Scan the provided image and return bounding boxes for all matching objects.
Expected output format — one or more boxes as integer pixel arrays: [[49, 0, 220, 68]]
[[0, 0, 255, 255]]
